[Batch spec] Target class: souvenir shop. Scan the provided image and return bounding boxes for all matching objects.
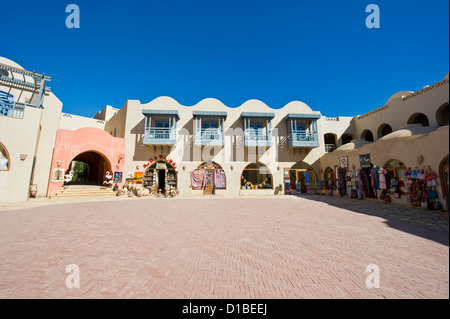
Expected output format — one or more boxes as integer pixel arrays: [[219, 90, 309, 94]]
[[331, 154, 444, 211], [141, 158, 178, 194], [284, 162, 317, 195], [241, 162, 273, 191], [190, 161, 226, 195]]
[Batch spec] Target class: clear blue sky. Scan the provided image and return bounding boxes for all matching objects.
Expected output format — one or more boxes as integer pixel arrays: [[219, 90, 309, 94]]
[[2, 0, 448, 117]]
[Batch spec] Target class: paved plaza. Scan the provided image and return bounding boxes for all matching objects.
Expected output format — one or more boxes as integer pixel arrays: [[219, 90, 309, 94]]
[[0, 195, 448, 299]]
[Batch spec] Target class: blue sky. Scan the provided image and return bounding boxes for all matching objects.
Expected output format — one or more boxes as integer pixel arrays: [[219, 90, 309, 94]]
[[2, 0, 448, 117]]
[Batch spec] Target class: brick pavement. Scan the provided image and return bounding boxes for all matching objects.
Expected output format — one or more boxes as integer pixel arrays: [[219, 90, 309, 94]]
[[0, 195, 448, 299]]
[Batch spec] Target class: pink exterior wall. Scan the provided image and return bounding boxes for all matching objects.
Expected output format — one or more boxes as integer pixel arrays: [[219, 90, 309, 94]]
[[47, 128, 126, 196]]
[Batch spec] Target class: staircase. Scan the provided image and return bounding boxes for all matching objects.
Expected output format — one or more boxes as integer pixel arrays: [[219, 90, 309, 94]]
[[49, 185, 116, 198]]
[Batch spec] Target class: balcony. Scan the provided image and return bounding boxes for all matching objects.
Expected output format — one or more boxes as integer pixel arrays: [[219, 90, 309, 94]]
[[193, 110, 226, 146], [0, 91, 25, 119], [244, 128, 272, 147], [241, 112, 274, 147], [287, 130, 320, 148], [142, 109, 179, 146], [195, 128, 224, 146], [143, 127, 176, 145], [285, 113, 321, 148]]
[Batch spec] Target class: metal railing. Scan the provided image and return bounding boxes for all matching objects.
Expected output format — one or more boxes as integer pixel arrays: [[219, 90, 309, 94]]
[[324, 144, 337, 152], [290, 130, 317, 142], [0, 93, 25, 119], [196, 128, 223, 141], [244, 128, 271, 141], [145, 127, 176, 140]]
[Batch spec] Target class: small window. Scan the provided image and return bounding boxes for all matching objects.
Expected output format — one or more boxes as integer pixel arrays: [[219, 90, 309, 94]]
[[0, 143, 10, 171]]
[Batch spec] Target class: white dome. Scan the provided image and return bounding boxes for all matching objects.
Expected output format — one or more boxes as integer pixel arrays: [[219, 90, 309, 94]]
[[0, 57, 25, 70]]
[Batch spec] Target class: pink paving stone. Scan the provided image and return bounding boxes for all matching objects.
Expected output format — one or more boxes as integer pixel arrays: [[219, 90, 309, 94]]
[[0, 196, 448, 299]]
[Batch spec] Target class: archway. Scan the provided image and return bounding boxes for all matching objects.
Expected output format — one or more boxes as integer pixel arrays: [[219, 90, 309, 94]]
[[0, 142, 10, 171], [342, 134, 353, 145], [144, 160, 177, 193], [377, 124, 393, 139], [324, 167, 335, 190], [408, 113, 430, 126], [290, 161, 318, 193], [361, 129, 374, 142], [65, 151, 112, 186], [241, 162, 273, 190], [436, 102, 449, 127], [324, 133, 337, 152]]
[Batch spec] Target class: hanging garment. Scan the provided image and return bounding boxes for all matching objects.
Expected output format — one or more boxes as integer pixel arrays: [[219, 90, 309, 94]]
[[378, 168, 387, 190], [371, 166, 380, 189], [214, 169, 226, 189], [190, 169, 205, 190]]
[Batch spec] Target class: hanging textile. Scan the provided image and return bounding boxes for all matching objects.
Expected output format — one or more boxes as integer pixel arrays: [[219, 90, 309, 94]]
[[371, 166, 380, 189], [191, 169, 205, 190], [214, 169, 226, 189], [378, 167, 388, 190]]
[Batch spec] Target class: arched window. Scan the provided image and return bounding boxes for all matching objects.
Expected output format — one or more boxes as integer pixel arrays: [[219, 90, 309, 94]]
[[0, 142, 10, 171], [241, 162, 272, 189], [408, 113, 430, 126], [361, 129, 374, 142], [324, 133, 337, 152], [197, 161, 226, 189], [436, 102, 449, 127], [342, 134, 353, 145], [378, 124, 393, 139], [384, 159, 408, 194]]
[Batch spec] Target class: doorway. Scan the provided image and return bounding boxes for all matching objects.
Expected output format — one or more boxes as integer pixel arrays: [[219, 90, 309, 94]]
[[157, 169, 166, 192], [66, 151, 111, 186]]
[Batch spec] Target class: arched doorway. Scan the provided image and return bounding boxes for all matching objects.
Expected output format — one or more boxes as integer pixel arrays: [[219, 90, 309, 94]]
[[196, 161, 226, 194], [342, 134, 353, 145], [324, 133, 337, 152], [66, 151, 111, 186], [436, 102, 449, 127], [361, 129, 374, 142], [324, 167, 335, 190], [0, 142, 10, 171], [143, 160, 177, 193], [408, 113, 430, 126], [289, 161, 317, 194], [378, 124, 393, 139], [241, 162, 273, 190]]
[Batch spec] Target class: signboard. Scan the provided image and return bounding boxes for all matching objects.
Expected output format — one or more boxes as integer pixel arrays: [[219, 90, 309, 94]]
[[156, 163, 167, 169], [113, 172, 123, 183], [359, 154, 371, 168]]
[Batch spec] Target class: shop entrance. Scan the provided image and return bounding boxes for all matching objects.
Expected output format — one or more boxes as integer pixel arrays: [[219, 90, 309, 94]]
[[143, 160, 178, 194], [158, 169, 166, 192], [289, 169, 308, 193]]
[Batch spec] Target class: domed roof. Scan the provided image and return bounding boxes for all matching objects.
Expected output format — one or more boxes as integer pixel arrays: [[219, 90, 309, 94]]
[[378, 124, 437, 141], [386, 91, 414, 104], [0, 57, 24, 70], [335, 139, 372, 151]]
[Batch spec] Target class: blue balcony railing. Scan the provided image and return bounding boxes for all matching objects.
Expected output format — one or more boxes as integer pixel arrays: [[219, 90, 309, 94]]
[[287, 130, 319, 148], [195, 128, 224, 146], [244, 129, 272, 146], [143, 127, 176, 145], [0, 92, 25, 119]]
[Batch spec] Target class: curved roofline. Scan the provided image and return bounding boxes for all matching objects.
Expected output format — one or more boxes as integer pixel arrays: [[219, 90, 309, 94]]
[[141, 96, 315, 112]]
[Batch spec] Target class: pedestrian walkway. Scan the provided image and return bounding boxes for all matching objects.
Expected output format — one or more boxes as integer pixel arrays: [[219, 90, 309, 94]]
[[0, 196, 447, 299]]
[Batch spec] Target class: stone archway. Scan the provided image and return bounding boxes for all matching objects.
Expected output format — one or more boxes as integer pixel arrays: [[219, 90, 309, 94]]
[[66, 151, 112, 186]]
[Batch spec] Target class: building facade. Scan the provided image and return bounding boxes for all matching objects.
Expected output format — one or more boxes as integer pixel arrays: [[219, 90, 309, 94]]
[[1, 56, 448, 212]]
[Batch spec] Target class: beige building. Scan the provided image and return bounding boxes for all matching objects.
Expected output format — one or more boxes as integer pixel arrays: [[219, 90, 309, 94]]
[[0, 56, 448, 212]]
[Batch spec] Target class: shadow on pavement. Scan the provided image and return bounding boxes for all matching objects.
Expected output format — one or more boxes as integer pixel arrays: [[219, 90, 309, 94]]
[[295, 194, 449, 247]]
